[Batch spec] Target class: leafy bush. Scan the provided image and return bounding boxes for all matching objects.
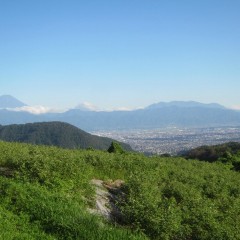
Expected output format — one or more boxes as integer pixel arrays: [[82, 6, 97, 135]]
[[0, 141, 240, 239], [108, 141, 125, 154]]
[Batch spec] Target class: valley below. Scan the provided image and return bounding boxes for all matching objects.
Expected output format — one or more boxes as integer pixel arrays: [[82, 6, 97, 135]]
[[92, 126, 240, 155]]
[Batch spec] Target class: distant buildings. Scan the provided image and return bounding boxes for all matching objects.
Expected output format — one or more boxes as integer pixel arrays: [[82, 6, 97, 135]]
[[92, 127, 240, 155]]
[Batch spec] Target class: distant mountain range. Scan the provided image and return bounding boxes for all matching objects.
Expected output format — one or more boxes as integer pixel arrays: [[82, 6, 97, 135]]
[[0, 95, 27, 108], [146, 101, 225, 110], [0, 122, 132, 151], [0, 95, 240, 131]]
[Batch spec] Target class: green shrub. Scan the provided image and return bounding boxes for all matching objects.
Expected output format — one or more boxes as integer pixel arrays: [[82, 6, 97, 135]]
[[0, 141, 240, 239]]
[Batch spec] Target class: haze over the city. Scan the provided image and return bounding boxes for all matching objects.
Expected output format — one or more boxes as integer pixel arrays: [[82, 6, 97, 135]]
[[1, 1, 239, 111]]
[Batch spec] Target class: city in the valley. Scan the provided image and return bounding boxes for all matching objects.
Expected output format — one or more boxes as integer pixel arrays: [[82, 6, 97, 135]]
[[93, 127, 240, 155]]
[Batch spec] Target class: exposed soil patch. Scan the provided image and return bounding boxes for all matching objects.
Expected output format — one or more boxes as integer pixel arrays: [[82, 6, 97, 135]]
[[90, 179, 125, 222]]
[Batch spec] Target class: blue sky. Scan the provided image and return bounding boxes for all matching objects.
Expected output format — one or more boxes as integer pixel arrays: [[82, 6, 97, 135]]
[[0, 0, 239, 110]]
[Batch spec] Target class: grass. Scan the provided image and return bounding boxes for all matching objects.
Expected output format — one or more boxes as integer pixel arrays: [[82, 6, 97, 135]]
[[0, 141, 240, 239]]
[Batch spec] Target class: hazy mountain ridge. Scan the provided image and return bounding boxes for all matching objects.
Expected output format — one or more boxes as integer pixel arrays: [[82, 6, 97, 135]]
[[48, 107, 240, 131], [0, 95, 27, 108], [146, 101, 225, 109], [1, 96, 240, 131], [0, 122, 132, 151]]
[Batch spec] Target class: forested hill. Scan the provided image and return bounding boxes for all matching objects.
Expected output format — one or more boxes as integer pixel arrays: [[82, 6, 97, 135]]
[[0, 122, 131, 151], [182, 142, 240, 171], [182, 142, 240, 162]]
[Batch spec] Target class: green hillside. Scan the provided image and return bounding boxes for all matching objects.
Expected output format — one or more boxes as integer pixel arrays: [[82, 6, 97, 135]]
[[0, 141, 240, 239], [0, 122, 132, 151], [182, 142, 240, 171]]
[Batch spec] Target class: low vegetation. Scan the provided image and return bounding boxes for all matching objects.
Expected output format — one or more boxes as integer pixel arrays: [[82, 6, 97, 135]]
[[0, 141, 240, 239], [182, 142, 240, 171]]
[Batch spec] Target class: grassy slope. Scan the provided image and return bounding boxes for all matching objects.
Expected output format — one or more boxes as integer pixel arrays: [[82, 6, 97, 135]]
[[0, 141, 240, 239]]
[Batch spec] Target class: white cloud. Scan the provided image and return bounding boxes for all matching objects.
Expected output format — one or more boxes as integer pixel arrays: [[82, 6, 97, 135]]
[[7, 106, 63, 114], [230, 105, 240, 110], [75, 102, 100, 111], [107, 107, 133, 111], [75, 102, 144, 112], [4, 102, 143, 114], [114, 107, 132, 111], [105, 106, 144, 112]]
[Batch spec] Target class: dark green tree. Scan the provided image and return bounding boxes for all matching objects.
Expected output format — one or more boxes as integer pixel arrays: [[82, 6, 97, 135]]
[[107, 141, 125, 154]]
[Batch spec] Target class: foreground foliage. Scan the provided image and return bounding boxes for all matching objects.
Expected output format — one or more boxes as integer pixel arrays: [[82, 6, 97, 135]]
[[0, 141, 240, 239]]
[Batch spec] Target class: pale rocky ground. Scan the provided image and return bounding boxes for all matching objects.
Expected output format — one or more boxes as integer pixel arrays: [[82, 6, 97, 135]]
[[89, 179, 124, 222]]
